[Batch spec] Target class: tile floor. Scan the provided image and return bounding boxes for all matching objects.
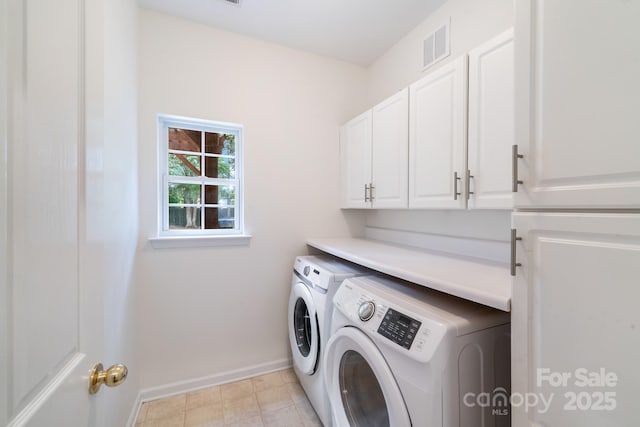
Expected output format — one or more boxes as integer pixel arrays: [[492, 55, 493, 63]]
[[134, 368, 323, 427]]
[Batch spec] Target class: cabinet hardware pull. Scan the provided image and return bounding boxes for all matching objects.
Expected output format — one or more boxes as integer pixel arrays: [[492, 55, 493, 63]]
[[512, 144, 524, 192], [466, 170, 474, 200], [369, 183, 375, 202], [364, 184, 370, 202], [454, 172, 462, 200], [510, 228, 522, 276]]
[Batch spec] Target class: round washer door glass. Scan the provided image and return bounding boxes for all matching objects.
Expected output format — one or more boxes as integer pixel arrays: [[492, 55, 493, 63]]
[[288, 280, 319, 375], [340, 350, 389, 426], [324, 327, 411, 427], [293, 298, 312, 357]]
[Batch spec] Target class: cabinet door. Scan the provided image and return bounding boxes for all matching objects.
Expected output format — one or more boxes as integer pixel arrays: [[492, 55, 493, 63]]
[[468, 29, 514, 209], [514, 0, 640, 208], [371, 88, 409, 209], [511, 213, 640, 426], [340, 110, 372, 208], [409, 56, 467, 209]]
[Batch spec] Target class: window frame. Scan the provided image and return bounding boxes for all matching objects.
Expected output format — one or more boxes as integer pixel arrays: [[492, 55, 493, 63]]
[[156, 114, 245, 240]]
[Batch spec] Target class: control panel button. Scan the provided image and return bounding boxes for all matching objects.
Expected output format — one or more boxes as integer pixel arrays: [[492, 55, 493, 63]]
[[303, 266, 310, 276], [358, 301, 376, 321]]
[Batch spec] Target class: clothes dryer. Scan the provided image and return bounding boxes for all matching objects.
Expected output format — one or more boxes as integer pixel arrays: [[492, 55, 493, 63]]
[[325, 275, 511, 427]]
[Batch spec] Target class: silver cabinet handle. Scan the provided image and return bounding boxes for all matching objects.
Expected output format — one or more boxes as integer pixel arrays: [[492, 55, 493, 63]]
[[369, 183, 375, 202], [512, 144, 524, 192], [453, 172, 462, 200], [510, 229, 522, 276], [364, 184, 370, 202], [466, 170, 474, 200]]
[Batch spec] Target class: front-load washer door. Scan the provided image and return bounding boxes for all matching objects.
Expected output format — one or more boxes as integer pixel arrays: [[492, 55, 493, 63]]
[[324, 327, 411, 427], [288, 281, 320, 375]]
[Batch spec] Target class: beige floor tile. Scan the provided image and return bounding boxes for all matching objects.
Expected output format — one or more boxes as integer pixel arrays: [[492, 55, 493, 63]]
[[136, 402, 150, 425], [285, 381, 308, 404], [187, 386, 222, 411], [278, 368, 298, 384], [261, 405, 304, 427], [142, 412, 185, 427], [256, 384, 294, 413], [221, 379, 255, 402], [222, 395, 260, 424], [251, 372, 284, 392], [295, 399, 323, 427], [184, 403, 225, 427], [222, 415, 264, 427], [147, 395, 187, 420]]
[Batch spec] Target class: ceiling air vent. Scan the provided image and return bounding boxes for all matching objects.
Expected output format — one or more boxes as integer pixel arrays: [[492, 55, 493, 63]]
[[423, 20, 450, 70]]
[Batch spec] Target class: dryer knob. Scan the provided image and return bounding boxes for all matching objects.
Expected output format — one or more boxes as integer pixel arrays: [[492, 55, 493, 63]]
[[358, 301, 376, 321]]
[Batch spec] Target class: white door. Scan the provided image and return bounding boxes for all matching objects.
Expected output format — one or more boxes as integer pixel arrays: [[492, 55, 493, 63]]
[[409, 56, 468, 209], [467, 29, 514, 210], [511, 212, 640, 426], [340, 110, 372, 208], [1, 1, 108, 425], [371, 88, 409, 209], [324, 327, 411, 427], [514, 0, 640, 208]]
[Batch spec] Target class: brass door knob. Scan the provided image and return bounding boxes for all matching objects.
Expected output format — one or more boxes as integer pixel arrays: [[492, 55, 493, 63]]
[[89, 363, 128, 394]]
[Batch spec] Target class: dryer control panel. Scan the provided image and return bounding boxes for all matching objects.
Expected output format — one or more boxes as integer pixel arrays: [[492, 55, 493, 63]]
[[377, 308, 422, 350], [333, 277, 449, 363]]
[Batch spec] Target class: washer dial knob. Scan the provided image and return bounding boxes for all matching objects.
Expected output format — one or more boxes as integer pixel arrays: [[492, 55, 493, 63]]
[[358, 301, 376, 321]]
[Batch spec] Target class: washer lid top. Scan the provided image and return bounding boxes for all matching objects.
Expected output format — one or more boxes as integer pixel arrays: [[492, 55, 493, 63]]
[[294, 255, 367, 291], [337, 275, 510, 336]]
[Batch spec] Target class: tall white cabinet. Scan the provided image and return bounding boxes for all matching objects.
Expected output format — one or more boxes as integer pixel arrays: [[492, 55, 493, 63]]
[[340, 89, 408, 209], [514, 0, 640, 209], [512, 1, 640, 425], [409, 56, 468, 209], [512, 213, 640, 426]]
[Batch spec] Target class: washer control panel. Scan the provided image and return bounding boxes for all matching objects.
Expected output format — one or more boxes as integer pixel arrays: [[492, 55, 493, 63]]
[[377, 308, 422, 350]]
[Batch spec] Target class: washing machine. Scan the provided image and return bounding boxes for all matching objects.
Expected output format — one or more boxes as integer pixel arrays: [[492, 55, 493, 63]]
[[288, 255, 368, 426], [324, 275, 511, 427]]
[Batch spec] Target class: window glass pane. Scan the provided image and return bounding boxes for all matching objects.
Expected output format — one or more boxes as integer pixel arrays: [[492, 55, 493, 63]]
[[169, 128, 201, 153], [204, 156, 235, 179], [205, 132, 235, 156], [168, 183, 201, 205], [204, 207, 235, 229], [204, 185, 235, 206], [339, 350, 389, 427], [169, 154, 201, 177], [169, 206, 201, 229]]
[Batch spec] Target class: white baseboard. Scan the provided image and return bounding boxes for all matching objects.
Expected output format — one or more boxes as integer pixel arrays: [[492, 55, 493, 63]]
[[127, 358, 292, 426]]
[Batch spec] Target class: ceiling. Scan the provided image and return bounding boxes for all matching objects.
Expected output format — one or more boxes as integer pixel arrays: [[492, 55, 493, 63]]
[[137, 0, 447, 66]]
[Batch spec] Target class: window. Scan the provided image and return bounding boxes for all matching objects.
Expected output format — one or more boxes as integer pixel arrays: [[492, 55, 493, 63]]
[[157, 115, 245, 241]]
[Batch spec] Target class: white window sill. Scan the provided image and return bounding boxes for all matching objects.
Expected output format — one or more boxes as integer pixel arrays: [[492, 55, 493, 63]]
[[149, 234, 252, 249]]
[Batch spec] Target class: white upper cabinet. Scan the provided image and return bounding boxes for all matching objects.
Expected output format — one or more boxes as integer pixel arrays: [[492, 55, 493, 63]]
[[371, 88, 409, 209], [514, 0, 640, 208], [340, 110, 372, 208], [340, 89, 408, 209], [467, 29, 514, 209], [409, 56, 468, 209]]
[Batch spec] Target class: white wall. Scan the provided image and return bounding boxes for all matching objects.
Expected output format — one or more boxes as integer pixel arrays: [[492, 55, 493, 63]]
[[136, 9, 367, 389], [364, 0, 514, 242]]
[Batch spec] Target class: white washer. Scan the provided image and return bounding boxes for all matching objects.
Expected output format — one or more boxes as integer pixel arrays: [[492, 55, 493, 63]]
[[288, 255, 367, 427], [324, 275, 511, 427]]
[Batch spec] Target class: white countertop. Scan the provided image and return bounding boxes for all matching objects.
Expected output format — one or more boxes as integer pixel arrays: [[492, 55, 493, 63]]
[[307, 237, 511, 312]]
